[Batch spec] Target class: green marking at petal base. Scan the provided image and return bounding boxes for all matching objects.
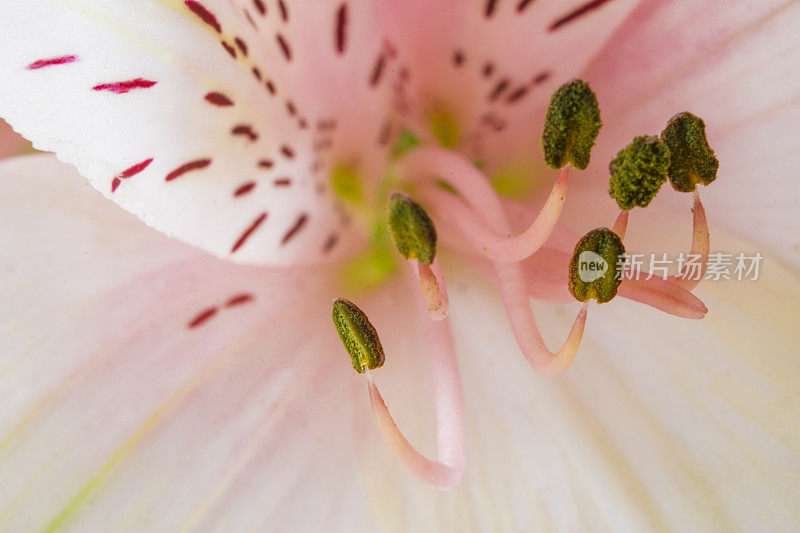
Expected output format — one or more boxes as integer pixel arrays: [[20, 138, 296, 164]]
[[430, 108, 460, 148], [392, 128, 422, 159], [331, 163, 363, 204]]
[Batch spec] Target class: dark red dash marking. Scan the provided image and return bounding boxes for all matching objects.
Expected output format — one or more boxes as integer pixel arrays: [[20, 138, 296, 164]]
[[273, 177, 291, 187], [234, 181, 257, 197], [93, 78, 156, 94], [265, 79, 276, 95], [506, 86, 529, 104], [335, 3, 348, 54], [111, 158, 153, 192], [276, 33, 292, 61], [285, 100, 296, 116], [323, 234, 338, 254], [317, 119, 337, 131], [281, 213, 308, 245], [517, 0, 537, 13], [253, 0, 266, 15], [549, 0, 613, 31], [188, 307, 218, 329], [488, 78, 510, 101], [165, 158, 212, 181], [485, 0, 499, 18], [369, 54, 386, 87], [234, 37, 249, 56], [452, 50, 465, 67], [232, 124, 259, 141], [258, 159, 274, 169], [298, 118, 308, 129], [252, 67, 262, 81], [277, 0, 288, 21], [482, 62, 495, 78], [27, 55, 77, 70], [205, 92, 234, 106], [532, 70, 551, 84], [280, 145, 294, 159], [221, 41, 237, 58], [232, 212, 267, 253], [185, 0, 222, 33], [225, 293, 254, 307]]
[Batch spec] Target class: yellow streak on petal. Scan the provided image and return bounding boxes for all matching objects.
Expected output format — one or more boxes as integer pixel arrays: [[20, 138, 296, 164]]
[[39, 344, 238, 533]]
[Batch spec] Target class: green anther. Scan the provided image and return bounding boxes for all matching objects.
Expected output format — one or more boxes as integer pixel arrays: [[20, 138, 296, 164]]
[[332, 298, 386, 373], [387, 193, 437, 265], [660, 112, 719, 192], [608, 135, 671, 210], [541, 79, 602, 170], [568, 228, 626, 304]]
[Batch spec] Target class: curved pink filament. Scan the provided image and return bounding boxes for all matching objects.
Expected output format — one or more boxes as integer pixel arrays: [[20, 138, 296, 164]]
[[365, 315, 465, 489], [413, 257, 449, 321], [670, 191, 709, 291], [424, 168, 568, 262], [402, 147, 587, 375], [612, 210, 629, 239]]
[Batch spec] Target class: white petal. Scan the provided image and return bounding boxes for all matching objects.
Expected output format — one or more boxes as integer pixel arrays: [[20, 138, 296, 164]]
[[0, 1, 394, 265]]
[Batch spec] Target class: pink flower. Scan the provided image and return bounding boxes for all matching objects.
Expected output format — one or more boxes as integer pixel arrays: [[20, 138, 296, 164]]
[[0, 1, 798, 530]]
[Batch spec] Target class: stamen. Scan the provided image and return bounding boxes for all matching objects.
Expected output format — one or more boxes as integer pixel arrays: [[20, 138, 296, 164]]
[[541, 79, 602, 170], [608, 135, 670, 210], [401, 147, 588, 375], [611, 209, 629, 240], [331, 299, 465, 488], [670, 190, 709, 290], [332, 298, 385, 373], [661, 112, 719, 193], [412, 257, 449, 321], [388, 193, 449, 320], [423, 166, 569, 262]]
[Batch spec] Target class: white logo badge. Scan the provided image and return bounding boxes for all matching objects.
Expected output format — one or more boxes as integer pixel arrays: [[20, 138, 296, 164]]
[[577, 251, 608, 283]]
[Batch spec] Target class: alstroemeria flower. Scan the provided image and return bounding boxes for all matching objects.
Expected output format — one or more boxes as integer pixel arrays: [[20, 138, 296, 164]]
[[1, 0, 799, 530]]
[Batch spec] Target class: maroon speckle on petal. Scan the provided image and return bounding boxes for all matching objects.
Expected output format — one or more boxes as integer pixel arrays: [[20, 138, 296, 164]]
[[549, 0, 613, 31], [335, 3, 348, 54], [276, 33, 292, 61], [221, 41, 237, 58], [185, 0, 222, 33], [323, 234, 338, 254], [485, 0, 499, 18], [452, 50, 465, 67], [165, 159, 212, 181], [225, 293, 254, 307], [369, 54, 386, 87], [281, 213, 308, 245], [252, 67, 262, 81], [506, 85, 529, 104], [111, 158, 154, 192], [517, 0, 537, 13], [280, 145, 294, 159], [232, 124, 259, 142], [253, 0, 266, 16], [285, 100, 296, 116], [532, 70, 551, 84], [234, 37, 249, 56], [232, 212, 268, 253], [273, 177, 291, 187], [188, 306, 218, 328], [233, 181, 257, 197], [258, 159, 274, 169], [26, 55, 77, 70], [277, 0, 289, 21], [265, 80, 277, 95], [488, 78, 510, 101], [93, 79, 157, 94], [205, 92, 234, 106]]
